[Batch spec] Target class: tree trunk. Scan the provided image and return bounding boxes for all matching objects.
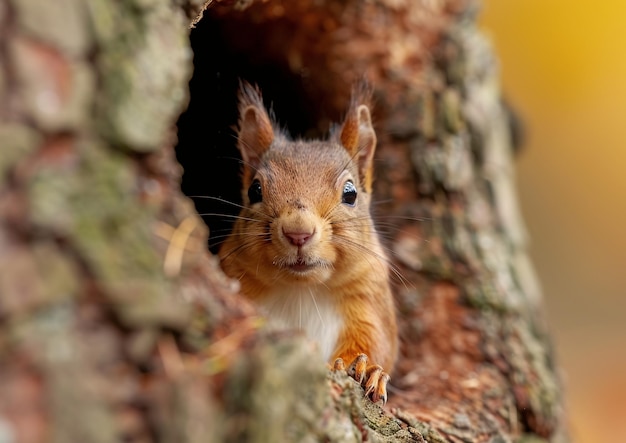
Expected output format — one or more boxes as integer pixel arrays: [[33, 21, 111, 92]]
[[0, 0, 568, 442]]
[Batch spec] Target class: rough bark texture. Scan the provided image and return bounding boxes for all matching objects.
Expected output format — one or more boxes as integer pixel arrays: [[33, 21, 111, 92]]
[[0, 0, 567, 442]]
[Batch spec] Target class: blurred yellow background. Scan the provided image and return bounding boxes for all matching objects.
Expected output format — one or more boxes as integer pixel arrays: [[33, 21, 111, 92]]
[[480, 1, 626, 441]]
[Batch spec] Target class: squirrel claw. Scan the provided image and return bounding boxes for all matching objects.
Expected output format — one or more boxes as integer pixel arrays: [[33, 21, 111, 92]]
[[371, 371, 390, 404], [346, 353, 368, 384], [333, 357, 346, 371], [344, 354, 390, 405], [364, 365, 383, 396]]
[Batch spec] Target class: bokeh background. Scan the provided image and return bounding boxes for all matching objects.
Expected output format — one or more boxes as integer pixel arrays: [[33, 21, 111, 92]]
[[480, 2, 626, 442]]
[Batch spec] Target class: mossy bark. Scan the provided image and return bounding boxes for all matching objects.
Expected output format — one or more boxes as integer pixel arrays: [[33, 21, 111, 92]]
[[0, 0, 568, 442]]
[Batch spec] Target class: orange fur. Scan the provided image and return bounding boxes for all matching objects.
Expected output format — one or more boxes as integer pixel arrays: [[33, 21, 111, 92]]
[[220, 82, 398, 382]]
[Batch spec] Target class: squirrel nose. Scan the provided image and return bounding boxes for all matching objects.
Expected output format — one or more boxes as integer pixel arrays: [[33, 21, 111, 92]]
[[283, 229, 313, 247]]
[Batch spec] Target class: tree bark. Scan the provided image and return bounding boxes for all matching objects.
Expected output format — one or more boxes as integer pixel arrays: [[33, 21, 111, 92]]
[[0, 0, 568, 442]]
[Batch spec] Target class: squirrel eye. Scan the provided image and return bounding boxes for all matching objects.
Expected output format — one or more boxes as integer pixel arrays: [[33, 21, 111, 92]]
[[248, 179, 263, 204], [342, 180, 357, 206]]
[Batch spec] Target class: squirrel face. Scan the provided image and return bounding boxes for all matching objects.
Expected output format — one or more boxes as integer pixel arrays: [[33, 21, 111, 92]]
[[239, 138, 371, 285], [220, 82, 381, 293]]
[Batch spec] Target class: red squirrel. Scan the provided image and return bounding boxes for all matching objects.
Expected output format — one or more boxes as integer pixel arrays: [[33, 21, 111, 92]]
[[219, 82, 398, 403]]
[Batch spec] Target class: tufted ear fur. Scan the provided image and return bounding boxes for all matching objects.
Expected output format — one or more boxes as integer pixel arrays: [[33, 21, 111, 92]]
[[339, 92, 377, 193], [237, 82, 274, 175]]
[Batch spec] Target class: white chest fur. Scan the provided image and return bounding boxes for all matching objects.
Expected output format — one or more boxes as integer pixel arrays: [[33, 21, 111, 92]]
[[258, 285, 344, 362]]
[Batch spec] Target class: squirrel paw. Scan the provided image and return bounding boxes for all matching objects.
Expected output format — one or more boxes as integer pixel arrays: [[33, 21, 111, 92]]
[[333, 354, 390, 405]]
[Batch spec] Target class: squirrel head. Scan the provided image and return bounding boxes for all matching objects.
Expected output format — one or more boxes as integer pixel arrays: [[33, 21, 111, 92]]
[[222, 82, 383, 288]]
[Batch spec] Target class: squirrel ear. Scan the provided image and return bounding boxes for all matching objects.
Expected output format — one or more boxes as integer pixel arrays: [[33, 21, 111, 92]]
[[237, 83, 274, 171], [340, 104, 377, 192]]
